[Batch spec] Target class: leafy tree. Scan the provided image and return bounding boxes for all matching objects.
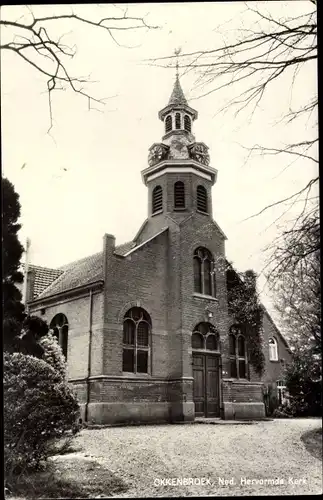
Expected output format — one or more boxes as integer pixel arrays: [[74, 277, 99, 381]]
[[2, 176, 25, 351], [16, 315, 49, 359], [279, 349, 321, 417]]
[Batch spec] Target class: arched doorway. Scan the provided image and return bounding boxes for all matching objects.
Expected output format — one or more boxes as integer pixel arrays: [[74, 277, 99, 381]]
[[191, 323, 221, 418]]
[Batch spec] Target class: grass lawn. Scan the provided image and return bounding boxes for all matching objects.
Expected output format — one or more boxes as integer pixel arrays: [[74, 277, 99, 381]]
[[6, 452, 128, 499], [301, 427, 322, 462]]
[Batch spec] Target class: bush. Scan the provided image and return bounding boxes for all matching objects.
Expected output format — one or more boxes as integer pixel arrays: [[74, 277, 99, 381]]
[[4, 352, 81, 480], [272, 402, 294, 418], [39, 330, 67, 380], [284, 352, 322, 417], [263, 383, 279, 416]]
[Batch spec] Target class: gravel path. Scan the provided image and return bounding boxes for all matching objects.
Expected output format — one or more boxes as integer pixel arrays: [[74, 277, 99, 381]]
[[74, 419, 322, 497]]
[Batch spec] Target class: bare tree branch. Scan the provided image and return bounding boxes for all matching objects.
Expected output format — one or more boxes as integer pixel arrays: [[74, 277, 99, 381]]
[[1, 6, 159, 131]]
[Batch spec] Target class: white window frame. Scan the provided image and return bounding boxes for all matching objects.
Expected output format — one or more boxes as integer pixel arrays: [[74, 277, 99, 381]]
[[269, 337, 278, 361]]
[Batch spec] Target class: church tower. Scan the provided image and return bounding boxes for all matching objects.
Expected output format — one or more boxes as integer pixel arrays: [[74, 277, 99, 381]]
[[141, 72, 218, 222]]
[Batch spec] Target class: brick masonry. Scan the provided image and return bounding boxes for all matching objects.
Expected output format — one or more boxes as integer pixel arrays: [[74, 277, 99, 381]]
[[28, 81, 291, 424]]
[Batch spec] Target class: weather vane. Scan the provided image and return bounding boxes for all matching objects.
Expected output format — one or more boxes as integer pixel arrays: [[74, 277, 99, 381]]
[[174, 47, 182, 77]]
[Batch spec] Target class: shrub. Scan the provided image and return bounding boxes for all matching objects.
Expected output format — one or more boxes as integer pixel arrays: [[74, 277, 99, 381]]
[[263, 383, 279, 416], [284, 352, 322, 417], [272, 402, 294, 418], [4, 352, 81, 480], [39, 330, 67, 380]]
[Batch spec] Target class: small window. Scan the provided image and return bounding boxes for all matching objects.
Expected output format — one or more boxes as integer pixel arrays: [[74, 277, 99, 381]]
[[184, 115, 191, 132], [228, 327, 248, 379], [206, 334, 218, 351], [192, 323, 219, 351], [192, 332, 204, 349], [193, 247, 215, 297], [197, 185, 208, 213], [152, 185, 163, 213], [175, 113, 181, 129], [269, 337, 278, 361], [229, 334, 236, 356], [122, 307, 151, 374], [174, 181, 185, 209], [165, 115, 172, 133]]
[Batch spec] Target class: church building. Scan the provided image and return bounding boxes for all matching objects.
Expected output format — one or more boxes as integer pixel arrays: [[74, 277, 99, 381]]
[[27, 75, 291, 423]]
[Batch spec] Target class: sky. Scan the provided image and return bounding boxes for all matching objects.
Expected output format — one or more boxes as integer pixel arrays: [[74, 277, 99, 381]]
[[1, 2, 318, 323]]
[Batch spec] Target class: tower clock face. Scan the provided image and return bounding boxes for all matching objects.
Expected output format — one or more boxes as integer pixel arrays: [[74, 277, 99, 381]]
[[148, 144, 167, 166], [189, 143, 210, 166]]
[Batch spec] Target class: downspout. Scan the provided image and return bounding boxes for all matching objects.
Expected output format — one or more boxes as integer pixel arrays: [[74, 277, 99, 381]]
[[22, 238, 31, 314], [85, 289, 93, 423]]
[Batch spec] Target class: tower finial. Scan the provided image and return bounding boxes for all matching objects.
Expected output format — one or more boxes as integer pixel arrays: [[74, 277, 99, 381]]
[[174, 47, 181, 78]]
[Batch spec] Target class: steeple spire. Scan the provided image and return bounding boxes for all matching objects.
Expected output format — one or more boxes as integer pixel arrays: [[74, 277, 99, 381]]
[[168, 47, 187, 106]]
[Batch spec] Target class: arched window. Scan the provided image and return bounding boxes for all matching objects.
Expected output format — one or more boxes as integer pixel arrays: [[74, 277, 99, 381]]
[[165, 115, 172, 133], [123, 307, 151, 373], [197, 185, 208, 213], [174, 181, 185, 209], [175, 112, 181, 129], [192, 323, 219, 351], [228, 325, 248, 379], [269, 337, 278, 361], [184, 115, 191, 132], [152, 185, 163, 213], [50, 313, 68, 359], [193, 247, 216, 297], [192, 332, 204, 349]]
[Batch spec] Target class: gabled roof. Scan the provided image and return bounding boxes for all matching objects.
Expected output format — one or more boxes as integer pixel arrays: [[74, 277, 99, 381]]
[[22, 264, 64, 299], [114, 241, 136, 256], [36, 252, 103, 299], [261, 305, 291, 351], [122, 227, 168, 257], [31, 229, 169, 301]]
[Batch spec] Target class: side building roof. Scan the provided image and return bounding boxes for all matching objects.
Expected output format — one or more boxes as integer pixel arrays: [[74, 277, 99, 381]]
[[21, 264, 64, 300], [31, 230, 168, 301]]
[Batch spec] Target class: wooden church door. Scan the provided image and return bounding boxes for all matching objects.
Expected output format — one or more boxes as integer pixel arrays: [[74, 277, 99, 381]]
[[193, 353, 220, 417]]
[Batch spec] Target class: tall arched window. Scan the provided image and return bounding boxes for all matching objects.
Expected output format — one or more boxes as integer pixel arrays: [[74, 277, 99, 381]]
[[174, 181, 185, 209], [175, 113, 181, 129], [123, 307, 151, 373], [228, 325, 248, 379], [152, 185, 163, 213], [269, 337, 278, 361], [191, 323, 219, 351], [184, 115, 191, 132], [165, 115, 172, 133], [50, 313, 68, 359], [197, 185, 208, 213], [193, 247, 215, 297]]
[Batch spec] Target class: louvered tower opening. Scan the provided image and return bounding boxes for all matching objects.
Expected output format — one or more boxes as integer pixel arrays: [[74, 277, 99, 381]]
[[165, 115, 172, 133], [197, 185, 208, 213], [152, 186, 163, 213], [174, 181, 185, 208], [184, 115, 191, 132]]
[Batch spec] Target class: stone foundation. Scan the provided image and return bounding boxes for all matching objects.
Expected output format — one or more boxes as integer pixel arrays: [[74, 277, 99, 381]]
[[85, 401, 195, 425], [222, 402, 265, 420], [72, 377, 195, 425]]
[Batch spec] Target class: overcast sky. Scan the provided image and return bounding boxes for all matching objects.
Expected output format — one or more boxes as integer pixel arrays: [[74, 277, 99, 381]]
[[1, 2, 318, 322]]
